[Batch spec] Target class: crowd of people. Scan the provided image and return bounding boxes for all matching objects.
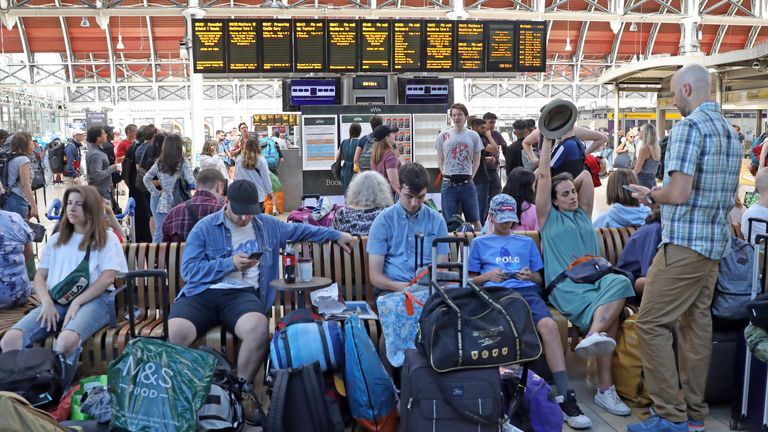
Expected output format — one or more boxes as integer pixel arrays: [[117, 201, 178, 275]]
[[0, 62, 759, 431]]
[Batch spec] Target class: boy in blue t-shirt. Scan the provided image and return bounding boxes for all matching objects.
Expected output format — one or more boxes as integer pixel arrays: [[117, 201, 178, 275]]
[[469, 194, 592, 429]]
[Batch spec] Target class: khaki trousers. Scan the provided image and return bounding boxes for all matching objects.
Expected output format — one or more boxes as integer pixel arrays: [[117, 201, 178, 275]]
[[636, 243, 720, 423]]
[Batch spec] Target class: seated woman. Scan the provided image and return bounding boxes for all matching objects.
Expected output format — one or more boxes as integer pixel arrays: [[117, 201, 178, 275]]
[[0, 185, 128, 384], [536, 135, 634, 425], [592, 169, 651, 228], [333, 171, 394, 236], [0, 183, 34, 309], [469, 194, 590, 428], [616, 206, 661, 296], [484, 168, 540, 234]]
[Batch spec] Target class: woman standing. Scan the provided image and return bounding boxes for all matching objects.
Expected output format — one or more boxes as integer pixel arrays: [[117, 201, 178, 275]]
[[143, 134, 195, 243], [199, 139, 230, 183], [633, 123, 661, 190], [230, 122, 249, 162], [2, 132, 38, 221], [370, 125, 401, 200], [234, 137, 272, 212], [336, 123, 361, 193]]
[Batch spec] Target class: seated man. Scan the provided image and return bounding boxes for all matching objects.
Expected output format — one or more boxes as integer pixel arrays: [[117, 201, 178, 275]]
[[168, 180, 353, 424], [468, 194, 595, 429], [367, 163, 449, 294], [162, 168, 227, 242]]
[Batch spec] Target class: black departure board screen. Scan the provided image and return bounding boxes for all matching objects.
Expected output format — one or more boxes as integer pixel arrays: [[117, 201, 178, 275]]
[[261, 20, 292, 72], [327, 20, 357, 73], [424, 21, 454, 72], [227, 20, 259, 73], [392, 21, 423, 72], [456, 22, 484, 72], [486, 21, 517, 72], [516, 21, 547, 72], [294, 20, 326, 72], [360, 21, 391, 72], [192, 19, 226, 73]]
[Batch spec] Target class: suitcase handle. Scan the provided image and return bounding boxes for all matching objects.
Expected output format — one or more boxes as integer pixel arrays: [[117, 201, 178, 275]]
[[124, 270, 169, 340], [431, 236, 469, 246]]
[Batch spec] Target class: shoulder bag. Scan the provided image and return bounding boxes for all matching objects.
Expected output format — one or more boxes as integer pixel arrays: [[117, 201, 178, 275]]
[[543, 255, 633, 300]]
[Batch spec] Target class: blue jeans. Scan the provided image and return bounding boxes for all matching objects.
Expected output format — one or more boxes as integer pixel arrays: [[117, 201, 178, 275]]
[[153, 212, 167, 243], [440, 180, 480, 224], [2, 192, 30, 220], [603, 148, 614, 169], [475, 181, 490, 223]]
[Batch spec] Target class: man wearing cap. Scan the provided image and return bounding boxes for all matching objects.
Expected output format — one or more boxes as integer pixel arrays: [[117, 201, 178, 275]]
[[468, 194, 594, 429], [63, 128, 85, 185], [168, 180, 354, 424]]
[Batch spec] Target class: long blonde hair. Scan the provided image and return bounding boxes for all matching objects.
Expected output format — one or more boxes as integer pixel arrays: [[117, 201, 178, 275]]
[[56, 185, 109, 251], [371, 137, 396, 166], [640, 123, 660, 159], [241, 137, 261, 170]]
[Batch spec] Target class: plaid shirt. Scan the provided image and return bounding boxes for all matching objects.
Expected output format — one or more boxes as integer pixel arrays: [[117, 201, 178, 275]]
[[661, 101, 741, 259], [161, 190, 223, 243]]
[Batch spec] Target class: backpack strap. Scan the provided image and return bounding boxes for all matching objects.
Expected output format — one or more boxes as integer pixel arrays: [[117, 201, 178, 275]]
[[266, 369, 289, 431], [301, 365, 332, 431]]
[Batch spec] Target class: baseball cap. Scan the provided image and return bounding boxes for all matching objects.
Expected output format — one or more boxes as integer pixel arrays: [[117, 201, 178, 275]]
[[372, 125, 399, 141], [227, 180, 261, 215], [489, 194, 519, 223], [72, 128, 85, 136]]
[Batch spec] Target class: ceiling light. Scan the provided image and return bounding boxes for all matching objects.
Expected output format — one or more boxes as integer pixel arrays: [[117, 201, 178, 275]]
[[629, 22, 638, 32], [116, 34, 125, 50], [80, 17, 90, 28], [565, 38, 572, 52]]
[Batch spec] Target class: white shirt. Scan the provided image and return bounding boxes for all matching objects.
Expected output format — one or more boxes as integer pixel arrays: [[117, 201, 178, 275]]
[[210, 217, 261, 289], [39, 231, 128, 291]]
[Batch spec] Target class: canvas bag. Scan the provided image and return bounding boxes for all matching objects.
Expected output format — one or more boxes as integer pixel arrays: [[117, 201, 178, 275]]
[[0, 391, 70, 432], [612, 314, 651, 407]]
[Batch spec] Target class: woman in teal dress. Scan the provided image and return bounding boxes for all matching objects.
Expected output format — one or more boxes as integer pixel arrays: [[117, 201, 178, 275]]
[[337, 123, 361, 193], [535, 131, 634, 421]]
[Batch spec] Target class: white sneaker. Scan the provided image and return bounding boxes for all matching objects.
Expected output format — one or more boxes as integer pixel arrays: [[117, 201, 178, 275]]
[[557, 390, 593, 429], [595, 385, 631, 416], [575, 332, 616, 357]]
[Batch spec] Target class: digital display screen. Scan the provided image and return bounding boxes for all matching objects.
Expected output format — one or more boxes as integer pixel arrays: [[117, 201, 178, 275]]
[[456, 22, 485, 72], [253, 113, 299, 126], [294, 19, 326, 72], [227, 19, 259, 73], [360, 20, 391, 72], [327, 20, 358, 73], [486, 21, 517, 72], [516, 21, 547, 73], [424, 21, 454, 71], [353, 75, 388, 89], [192, 19, 226, 73], [261, 20, 293, 72], [392, 20, 423, 72]]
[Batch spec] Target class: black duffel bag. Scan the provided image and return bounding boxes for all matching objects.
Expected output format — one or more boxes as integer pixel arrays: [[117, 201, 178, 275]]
[[0, 348, 65, 409], [418, 281, 542, 372]]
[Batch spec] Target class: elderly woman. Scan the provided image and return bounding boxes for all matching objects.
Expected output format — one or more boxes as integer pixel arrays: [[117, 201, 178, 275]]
[[332, 171, 394, 236]]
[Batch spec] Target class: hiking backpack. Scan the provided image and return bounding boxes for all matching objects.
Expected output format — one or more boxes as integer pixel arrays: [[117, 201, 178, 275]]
[[0, 150, 25, 206], [0, 348, 66, 410], [47, 139, 66, 174], [29, 151, 46, 190], [261, 138, 280, 170], [197, 347, 245, 432]]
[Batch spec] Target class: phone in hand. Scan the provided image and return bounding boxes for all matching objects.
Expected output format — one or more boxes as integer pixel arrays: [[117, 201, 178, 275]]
[[248, 251, 263, 260], [502, 271, 519, 280]]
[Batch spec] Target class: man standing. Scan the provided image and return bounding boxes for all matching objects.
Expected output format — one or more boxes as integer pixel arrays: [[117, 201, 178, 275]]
[[162, 168, 226, 242], [63, 128, 85, 186], [626, 64, 741, 432], [85, 126, 119, 201], [469, 118, 491, 223], [115, 124, 137, 164], [436, 103, 484, 232], [505, 120, 528, 176], [354, 115, 383, 173], [482, 112, 506, 200]]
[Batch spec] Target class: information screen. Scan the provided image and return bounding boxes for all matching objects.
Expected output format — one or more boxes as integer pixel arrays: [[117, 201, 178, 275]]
[[424, 21, 454, 71], [486, 21, 517, 72], [455, 22, 485, 72], [227, 19, 259, 73], [294, 19, 326, 72], [327, 20, 358, 73], [261, 20, 293, 72], [360, 20, 391, 72], [392, 20, 423, 72], [516, 21, 547, 73], [192, 19, 226, 73]]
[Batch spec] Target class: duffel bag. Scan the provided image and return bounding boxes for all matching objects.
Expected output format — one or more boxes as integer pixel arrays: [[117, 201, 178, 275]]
[[0, 348, 65, 410], [270, 320, 343, 372], [418, 282, 542, 372]]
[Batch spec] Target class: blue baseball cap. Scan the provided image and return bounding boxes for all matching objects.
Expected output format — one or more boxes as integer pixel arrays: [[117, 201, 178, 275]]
[[489, 194, 519, 223]]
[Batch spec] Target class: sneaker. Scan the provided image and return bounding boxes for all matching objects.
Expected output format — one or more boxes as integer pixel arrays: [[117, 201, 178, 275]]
[[557, 390, 592, 429], [626, 415, 687, 432], [240, 380, 264, 426], [594, 385, 631, 416], [575, 332, 616, 357], [688, 418, 705, 432]]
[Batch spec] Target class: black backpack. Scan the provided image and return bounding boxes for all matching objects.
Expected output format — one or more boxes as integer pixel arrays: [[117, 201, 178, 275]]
[[266, 362, 343, 432], [0, 348, 66, 409], [0, 150, 25, 206], [197, 346, 245, 431], [47, 139, 66, 175], [121, 142, 137, 183], [29, 151, 46, 190]]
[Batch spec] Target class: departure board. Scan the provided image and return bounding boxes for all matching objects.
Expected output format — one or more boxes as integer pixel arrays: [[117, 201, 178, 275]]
[[392, 21, 423, 72], [261, 20, 293, 72], [486, 21, 517, 72], [424, 21, 454, 71], [456, 22, 485, 72], [516, 21, 547, 72], [294, 20, 326, 72], [327, 20, 358, 73], [227, 20, 259, 73], [360, 21, 391, 72], [192, 19, 226, 73]]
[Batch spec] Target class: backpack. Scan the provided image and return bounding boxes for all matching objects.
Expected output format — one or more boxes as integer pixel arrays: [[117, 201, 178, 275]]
[[47, 138, 66, 174], [269, 320, 343, 373], [29, 151, 46, 190], [0, 391, 70, 432], [712, 237, 754, 320], [197, 347, 245, 432], [0, 151, 26, 207], [0, 348, 66, 410], [261, 138, 280, 170], [358, 135, 374, 171], [121, 142, 137, 183], [501, 368, 564, 432]]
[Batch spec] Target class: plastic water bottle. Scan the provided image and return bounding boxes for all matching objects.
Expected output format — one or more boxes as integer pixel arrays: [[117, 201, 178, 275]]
[[283, 241, 296, 283]]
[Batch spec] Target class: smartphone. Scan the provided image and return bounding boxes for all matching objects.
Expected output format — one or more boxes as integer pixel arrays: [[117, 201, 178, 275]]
[[502, 271, 519, 279], [622, 185, 640, 193], [248, 251, 263, 260]]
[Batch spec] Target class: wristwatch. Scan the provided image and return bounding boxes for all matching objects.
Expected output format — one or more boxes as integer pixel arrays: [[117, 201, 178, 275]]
[[645, 191, 655, 205]]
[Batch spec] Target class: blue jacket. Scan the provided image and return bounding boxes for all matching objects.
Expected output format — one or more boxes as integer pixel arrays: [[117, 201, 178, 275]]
[[180, 209, 342, 312], [64, 141, 80, 178], [592, 203, 651, 228]]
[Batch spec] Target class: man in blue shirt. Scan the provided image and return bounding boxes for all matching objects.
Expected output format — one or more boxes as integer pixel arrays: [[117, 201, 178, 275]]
[[367, 163, 449, 294], [168, 180, 353, 424]]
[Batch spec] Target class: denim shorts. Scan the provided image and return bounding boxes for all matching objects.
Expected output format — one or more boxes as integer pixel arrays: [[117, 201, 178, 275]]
[[515, 286, 553, 325]]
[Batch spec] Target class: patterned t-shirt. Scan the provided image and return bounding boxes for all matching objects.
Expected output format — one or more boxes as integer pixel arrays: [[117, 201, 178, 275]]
[[434, 128, 484, 176], [332, 207, 386, 236], [0, 210, 33, 308]]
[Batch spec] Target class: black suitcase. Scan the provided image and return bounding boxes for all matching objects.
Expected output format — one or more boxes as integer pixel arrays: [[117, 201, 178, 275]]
[[400, 349, 505, 432], [704, 327, 740, 404]]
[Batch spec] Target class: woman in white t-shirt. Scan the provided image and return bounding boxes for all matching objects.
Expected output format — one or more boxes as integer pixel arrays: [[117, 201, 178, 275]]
[[0, 185, 128, 376]]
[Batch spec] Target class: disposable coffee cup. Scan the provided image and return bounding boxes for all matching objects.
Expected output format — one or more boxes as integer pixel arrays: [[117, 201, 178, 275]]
[[298, 258, 313, 282]]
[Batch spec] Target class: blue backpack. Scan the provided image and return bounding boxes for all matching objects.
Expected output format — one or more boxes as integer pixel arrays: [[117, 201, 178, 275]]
[[261, 138, 280, 170], [344, 315, 398, 431], [269, 320, 343, 373]]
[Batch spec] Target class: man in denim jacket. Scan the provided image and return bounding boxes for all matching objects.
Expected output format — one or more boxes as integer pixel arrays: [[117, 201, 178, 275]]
[[169, 180, 353, 424]]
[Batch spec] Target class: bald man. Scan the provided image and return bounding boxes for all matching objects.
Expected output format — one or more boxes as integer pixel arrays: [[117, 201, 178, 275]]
[[626, 64, 741, 432]]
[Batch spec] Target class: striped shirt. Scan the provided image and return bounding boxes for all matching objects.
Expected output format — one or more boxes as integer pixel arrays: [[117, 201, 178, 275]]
[[660, 101, 741, 260]]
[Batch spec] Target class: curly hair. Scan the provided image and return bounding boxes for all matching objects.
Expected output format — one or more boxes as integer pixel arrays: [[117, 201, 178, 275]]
[[345, 171, 394, 209]]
